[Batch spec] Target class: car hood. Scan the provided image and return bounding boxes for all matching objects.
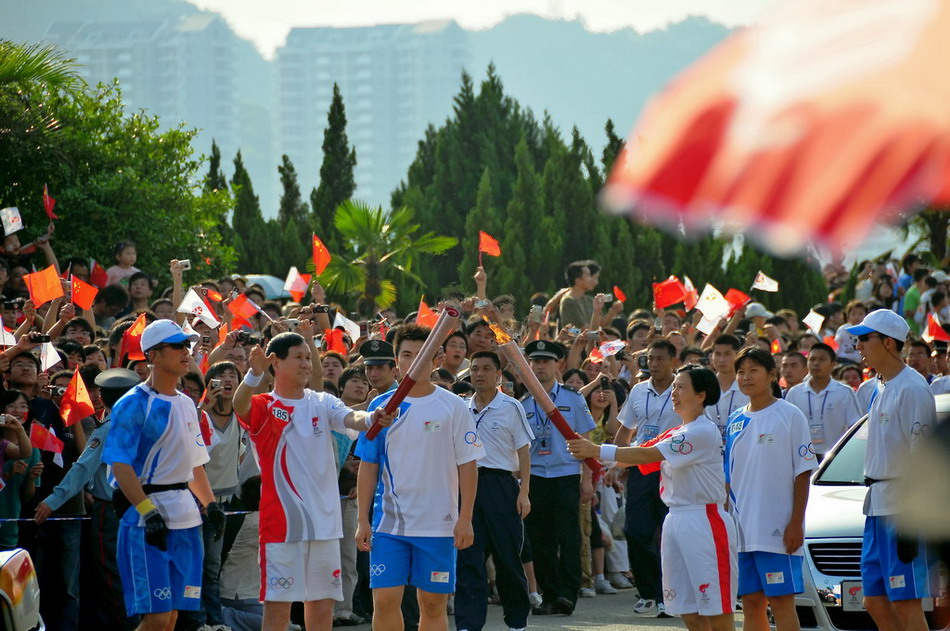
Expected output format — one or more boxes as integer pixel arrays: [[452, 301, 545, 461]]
[[804, 485, 867, 539]]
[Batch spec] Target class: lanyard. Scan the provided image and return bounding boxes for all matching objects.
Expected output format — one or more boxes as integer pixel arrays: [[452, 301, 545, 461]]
[[533, 384, 560, 431], [472, 407, 491, 431], [715, 390, 736, 423], [807, 390, 830, 423], [645, 387, 672, 424]]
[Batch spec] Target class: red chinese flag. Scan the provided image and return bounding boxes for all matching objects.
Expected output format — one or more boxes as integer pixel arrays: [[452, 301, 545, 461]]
[[120, 313, 148, 362], [216, 323, 229, 348], [478, 231, 501, 257], [29, 423, 64, 454], [60, 369, 96, 427], [770, 339, 782, 354], [232, 315, 253, 331], [23, 265, 65, 306], [652, 276, 688, 309], [822, 335, 840, 351], [927, 313, 950, 342], [89, 260, 109, 288], [612, 286, 627, 303], [202, 288, 223, 302], [228, 294, 260, 320], [313, 234, 332, 276], [198, 411, 214, 446], [417, 300, 438, 328], [70, 276, 98, 311], [324, 328, 348, 354], [723, 289, 752, 316], [42, 184, 58, 220]]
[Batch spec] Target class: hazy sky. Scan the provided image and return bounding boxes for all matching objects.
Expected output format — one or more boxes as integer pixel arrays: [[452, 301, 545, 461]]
[[186, 0, 776, 57]]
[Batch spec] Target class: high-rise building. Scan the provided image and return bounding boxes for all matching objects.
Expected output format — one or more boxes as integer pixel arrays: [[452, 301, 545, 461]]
[[278, 21, 469, 206]]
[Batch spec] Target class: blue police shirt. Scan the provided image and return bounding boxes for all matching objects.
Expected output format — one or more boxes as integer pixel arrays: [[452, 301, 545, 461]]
[[522, 384, 596, 478]]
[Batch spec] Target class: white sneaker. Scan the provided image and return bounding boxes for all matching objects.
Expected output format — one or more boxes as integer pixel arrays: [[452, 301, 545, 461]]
[[607, 572, 634, 589], [579, 587, 596, 598], [509, 628, 526, 631], [633, 598, 657, 615], [528, 592, 543, 608], [594, 577, 618, 594], [657, 602, 672, 618]]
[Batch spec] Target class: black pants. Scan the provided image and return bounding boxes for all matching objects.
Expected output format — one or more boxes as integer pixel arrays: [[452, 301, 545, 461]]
[[456, 469, 530, 630], [83, 498, 137, 630], [624, 469, 667, 602], [524, 474, 581, 606]]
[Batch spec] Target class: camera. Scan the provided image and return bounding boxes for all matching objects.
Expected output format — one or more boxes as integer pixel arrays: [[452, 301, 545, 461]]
[[615, 350, 626, 362], [30, 333, 51, 344], [286, 319, 300, 331], [584, 331, 600, 340], [48, 385, 67, 396], [178, 259, 192, 271], [209, 379, 222, 390], [599, 376, 610, 390], [637, 355, 649, 370], [3, 298, 24, 309], [528, 304, 543, 324], [235, 331, 249, 343], [201, 335, 211, 345], [474, 299, 490, 309]]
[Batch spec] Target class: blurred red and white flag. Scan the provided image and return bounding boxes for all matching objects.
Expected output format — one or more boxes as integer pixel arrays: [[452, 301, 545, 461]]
[[283, 266, 311, 303], [752, 271, 779, 292], [603, 0, 950, 255], [178, 288, 220, 329]]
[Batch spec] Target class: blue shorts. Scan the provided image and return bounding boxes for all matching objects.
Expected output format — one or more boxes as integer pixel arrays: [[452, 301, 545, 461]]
[[117, 523, 204, 614], [738, 551, 804, 597], [861, 516, 930, 600], [370, 534, 456, 593]]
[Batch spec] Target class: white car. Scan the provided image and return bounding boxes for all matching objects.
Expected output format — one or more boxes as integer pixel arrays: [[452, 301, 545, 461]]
[[0, 548, 43, 630], [798, 394, 948, 630]]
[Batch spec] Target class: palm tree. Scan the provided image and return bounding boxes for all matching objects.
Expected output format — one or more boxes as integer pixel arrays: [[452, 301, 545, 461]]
[[0, 41, 83, 90], [318, 200, 458, 316]]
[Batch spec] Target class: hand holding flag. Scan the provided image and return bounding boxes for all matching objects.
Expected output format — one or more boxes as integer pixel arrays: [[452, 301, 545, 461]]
[[478, 231, 501, 266], [612, 286, 626, 303], [42, 185, 59, 220], [70, 276, 98, 311], [417, 299, 438, 328], [23, 266, 64, 306], [60, 369, 96, 427], [30, 423, 64, 454]]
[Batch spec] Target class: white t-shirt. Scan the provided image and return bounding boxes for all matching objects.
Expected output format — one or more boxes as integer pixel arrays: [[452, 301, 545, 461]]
[[469, 391, 533, 472], [618, 379, 680, 445], [785, 379, 862, 454], [705, 378, 749, 438], [929, 375, 950, 396], [205, 413, 243, 496], [356, 387, 485, 537], [724, 399, 818, 555], [864, 367, 936, 516], [856, 376, 879, 412], [103, 384, 211, 529], [655, 417, 726, 507], [238, 390, 353, 543]]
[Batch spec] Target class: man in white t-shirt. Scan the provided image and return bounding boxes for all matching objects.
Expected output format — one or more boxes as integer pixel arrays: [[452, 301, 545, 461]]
[[614, 340, 681, 617], [355, 324, 484, 631], [705, 335, 749, 437], [233, 328, 391, 631], [848, 309, 935, 631], [785, 343, 862, 457], [103, 320, 224, 630]]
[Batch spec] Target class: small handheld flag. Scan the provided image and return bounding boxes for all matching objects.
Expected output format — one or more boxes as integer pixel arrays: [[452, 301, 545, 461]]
[[313, 234, 332, 276], [752, 271, 779, 292], [478, 231, 501, 266], [612, 286, 626, 303], [60, 369, 96, 427], [43, 185, 59, 220]]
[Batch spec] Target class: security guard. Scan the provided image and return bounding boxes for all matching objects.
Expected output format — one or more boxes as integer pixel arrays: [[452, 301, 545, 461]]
[[359, 339, 397, 395], [34, 368, 142, 630], [521, 340, 596, 616]]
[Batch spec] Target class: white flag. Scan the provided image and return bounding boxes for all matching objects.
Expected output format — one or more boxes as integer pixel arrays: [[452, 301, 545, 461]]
[[696, 314, 722, 335], [752, 271, 779, 292], [697, 284, 731, 320], [334, 311, 361, 342], [0, 328, 16, 347], [0, 207, 23, 236], [283, 266, 309, 298], [599, 340, 626, 357], [181, 318, 200, 352], [803, 310, 826, 336], [177, 288, 220, 329], [39, 342, 61, 371]]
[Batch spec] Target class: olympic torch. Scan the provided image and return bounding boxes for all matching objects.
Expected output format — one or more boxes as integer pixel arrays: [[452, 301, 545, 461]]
[[364, 305, 462, 440], [488, 322, 603, 477]]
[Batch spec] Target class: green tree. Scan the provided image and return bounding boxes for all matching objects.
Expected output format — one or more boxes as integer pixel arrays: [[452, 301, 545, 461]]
[[310, 83, 355, 253], [231, 150, 271, 273], [277, 154, 310, 265], [281, 216, 309, 273], [319, 201, 458, 317], [602, 118, 624, 175], [496, 138, 541, 306], [458, 169, 504, 291], [205, 140, 228, 193]]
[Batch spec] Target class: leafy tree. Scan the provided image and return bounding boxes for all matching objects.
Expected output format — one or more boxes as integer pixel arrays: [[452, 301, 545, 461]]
[[602, 118, 624, 175], [277, 154, 310, 262], [231, 150, 271, 273], [281, 217, 309, 273], [496, 138, 541, 307], [310, 83, 355, 253], [319, 201, 458, 317], [205, 140, 228, 193], [458, 169, 504, 290]]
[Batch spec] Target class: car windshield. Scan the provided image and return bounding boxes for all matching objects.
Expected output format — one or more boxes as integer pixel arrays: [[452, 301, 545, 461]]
[[814, 418, 868, 485]]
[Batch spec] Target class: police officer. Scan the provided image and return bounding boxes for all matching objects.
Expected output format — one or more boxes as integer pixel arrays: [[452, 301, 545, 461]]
[[521, 340, 596, 616], [34, 368, 142, 630], [359, 339, 397, 395]]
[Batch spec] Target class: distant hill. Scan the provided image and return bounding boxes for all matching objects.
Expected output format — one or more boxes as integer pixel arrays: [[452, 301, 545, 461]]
[[467, 14, 730, 154]]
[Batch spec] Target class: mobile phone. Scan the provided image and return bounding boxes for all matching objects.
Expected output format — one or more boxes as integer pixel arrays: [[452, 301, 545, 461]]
[[475, 299, 490, 309], [178, 259, 192, 271], [566, 327, 581, 336], [202, 335, 211, 345], [31, 333, 51, 343], [209, 379, 222, 390], [286, 319, 300, 331], [616, 350, 626, 362], [528, 304, 543, 323], [599, 376, 610, 390], [637, 355, 649, 370], [584, 331, 600, 340]]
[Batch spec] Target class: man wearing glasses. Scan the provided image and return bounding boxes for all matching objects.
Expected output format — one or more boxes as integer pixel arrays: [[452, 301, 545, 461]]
[[848, 309, 935, 631], [104, 320, 225, 631]]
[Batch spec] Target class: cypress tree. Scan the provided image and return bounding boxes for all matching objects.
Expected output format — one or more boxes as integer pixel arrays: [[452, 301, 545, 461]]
[[278, 154, 309, 230], [230, 151, 268, 272], [311, 83, 356, 252], [496, 139, 538, 306], [459, 169, 503, 291]]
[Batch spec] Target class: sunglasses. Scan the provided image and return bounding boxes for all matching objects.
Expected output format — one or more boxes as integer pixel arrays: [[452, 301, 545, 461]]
[[856, 333, 881, 343], [155, 342, 189, 351]]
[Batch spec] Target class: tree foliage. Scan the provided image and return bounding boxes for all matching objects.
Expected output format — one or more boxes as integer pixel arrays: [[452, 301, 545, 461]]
[[310, 83, 355, 253]]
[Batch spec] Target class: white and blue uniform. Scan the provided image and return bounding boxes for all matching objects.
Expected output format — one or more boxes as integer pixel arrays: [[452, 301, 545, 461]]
[[785, 379, 862, 455], [102, 384, 210, 614]]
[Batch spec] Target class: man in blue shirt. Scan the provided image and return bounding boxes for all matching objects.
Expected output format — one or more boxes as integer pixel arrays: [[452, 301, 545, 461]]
[[521, 340, 596, 616]]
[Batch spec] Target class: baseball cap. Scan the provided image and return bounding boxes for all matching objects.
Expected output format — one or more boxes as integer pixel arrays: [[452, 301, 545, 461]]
[[141, 319, 199, 352], [846, 309, 910, 342], [745, 302, 773, 319]]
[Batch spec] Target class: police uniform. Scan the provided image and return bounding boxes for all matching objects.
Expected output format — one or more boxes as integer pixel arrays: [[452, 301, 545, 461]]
[[43, 369, 141, 629], [359, 339, 395, 366], [521, 341, 596, 613]]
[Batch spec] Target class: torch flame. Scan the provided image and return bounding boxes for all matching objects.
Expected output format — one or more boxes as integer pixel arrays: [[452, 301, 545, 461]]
[[485, 318, 512, 344]]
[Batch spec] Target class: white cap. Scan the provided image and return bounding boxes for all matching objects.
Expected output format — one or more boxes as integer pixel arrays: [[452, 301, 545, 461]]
[[745, 302, 773, 319], [846, 309, 910, 342], [141, 319, 198, 352]]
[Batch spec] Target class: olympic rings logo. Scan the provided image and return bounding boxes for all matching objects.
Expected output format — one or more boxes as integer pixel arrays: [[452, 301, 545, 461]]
[[153, 587, 172, 600], [269, 577, 295, 589], [799, 443, 816, 461], [663, 588, 676, 600], [370, 564, 387, 577], [911, 422, 930, 438], [464, 431, 482, 447], [670, 434, 693, 455]]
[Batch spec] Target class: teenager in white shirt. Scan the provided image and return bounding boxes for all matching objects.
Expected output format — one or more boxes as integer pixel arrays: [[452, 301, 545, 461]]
[[724, 347, 817, 631], [848, 309, 935, 631], [568, 364, 738, 631], [705, 335, 749, 437], [785, 343, 862, 457], [233, 328, 392, 631]]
